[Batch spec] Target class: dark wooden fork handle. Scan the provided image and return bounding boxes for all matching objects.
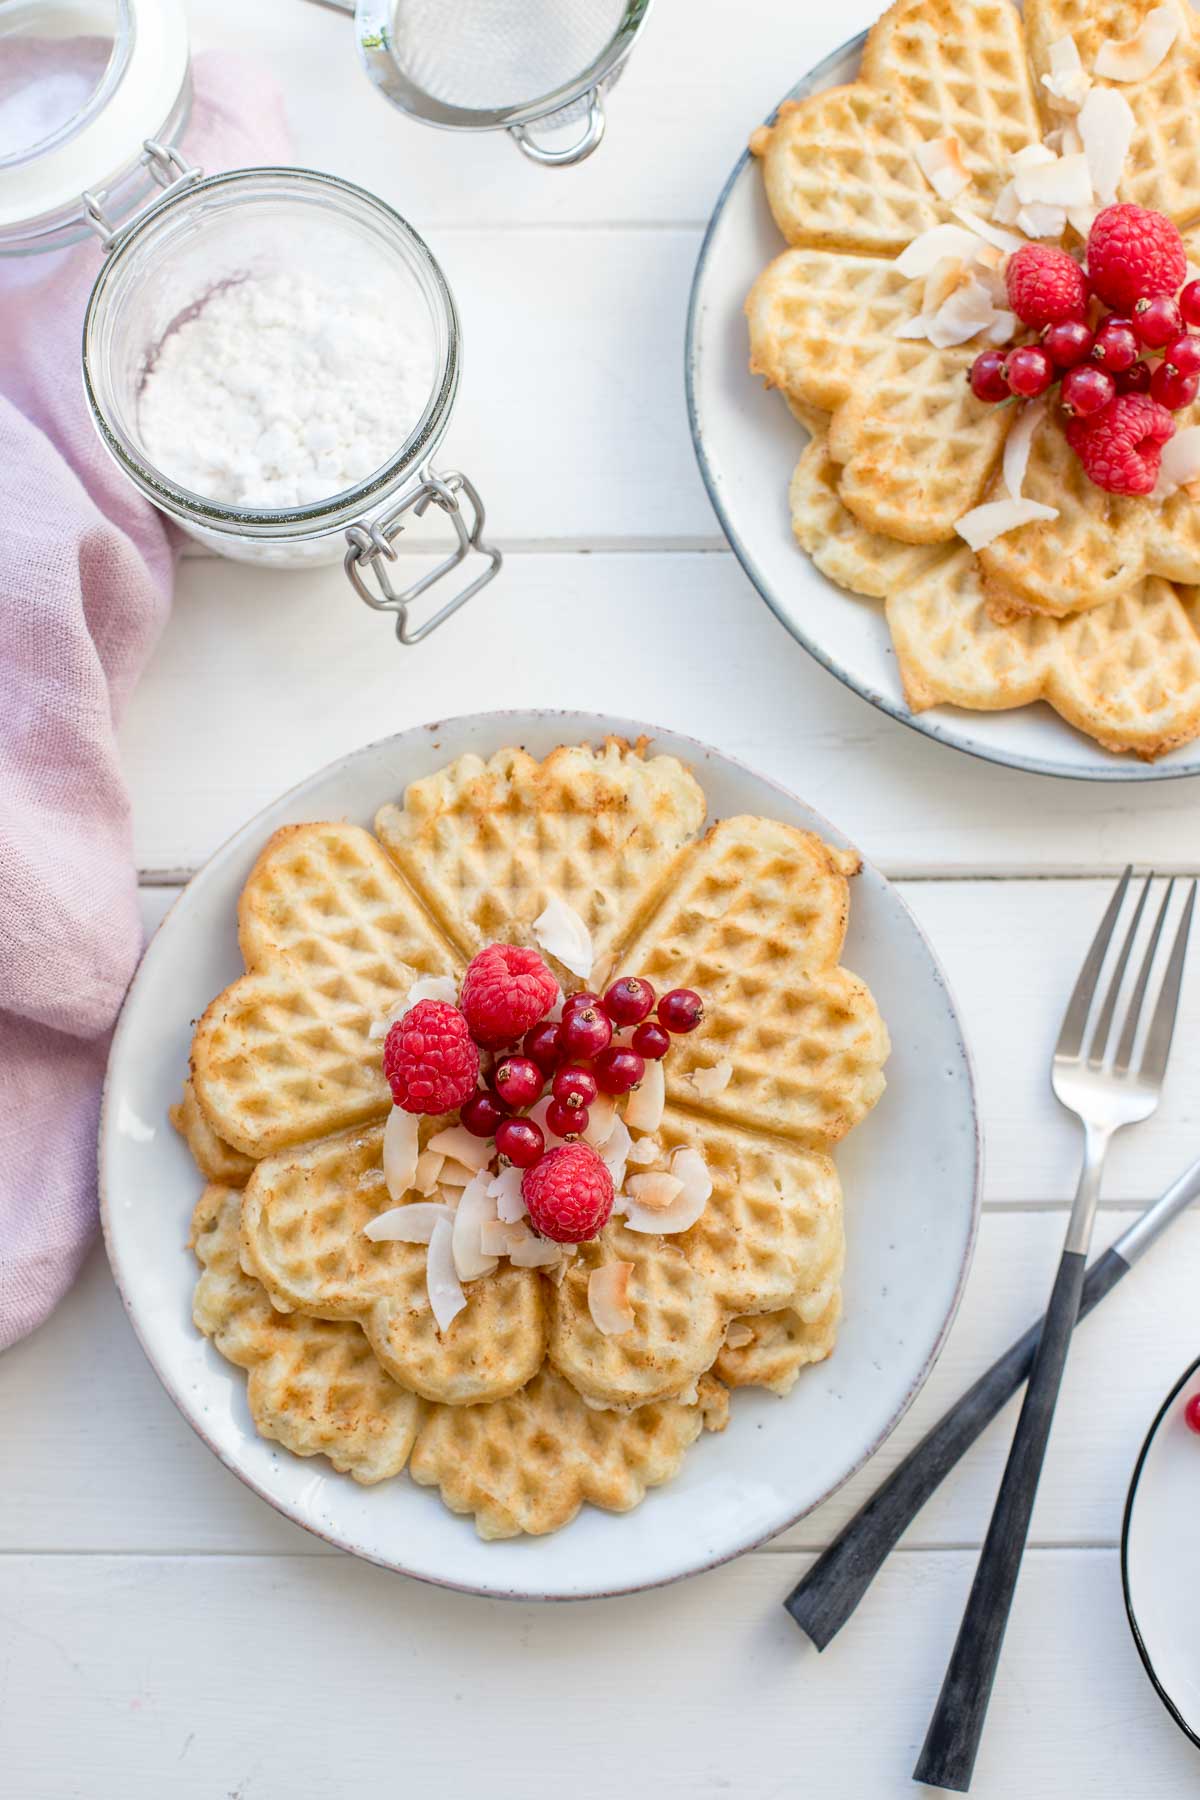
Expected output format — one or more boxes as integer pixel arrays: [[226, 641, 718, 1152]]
[[913, 1248, 1088, 1792]]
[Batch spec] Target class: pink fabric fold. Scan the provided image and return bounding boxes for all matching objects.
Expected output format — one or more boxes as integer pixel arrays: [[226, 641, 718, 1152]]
[[0, 54, 290, 1351]]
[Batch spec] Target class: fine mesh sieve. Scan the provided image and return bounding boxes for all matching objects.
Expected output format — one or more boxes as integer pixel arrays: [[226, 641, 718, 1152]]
[[341, 0, 653, 165]]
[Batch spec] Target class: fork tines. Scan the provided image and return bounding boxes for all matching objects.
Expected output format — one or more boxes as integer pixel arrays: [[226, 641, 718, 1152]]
[[1058, 868, 1197, 1079]]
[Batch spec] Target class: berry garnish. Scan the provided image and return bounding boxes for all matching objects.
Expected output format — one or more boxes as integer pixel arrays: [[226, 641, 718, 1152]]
[[1166, 332, 1200, 377], [1061, 364, 1116, 419], [1065, 394, 1174, 496], [546, 1098, 587, 1140], [603, 975, 656, 1026], [461, 1089, 507, 1137], [521, 1142, 614, 1243], [1150, 360, 1199, 411], [1091, 317, 1139, 373], [492, 1055, 544, 1110], [560, 1000, 613, 1060], [495, 1116, 545, 1168], [1005, 243, 1088, 329], [594, 1047, 645, 1095], [552, 1064, 599, 1111], [1185, 1393, 1200, 1435], [658, 988, 704, 1033], [1133, 293, 1183, 348], [631, 1019, 671, 1060], [1115, 359, 1153, 396], [1043, 319, 1094, 370], [1087, 203, 1187, 313], [460, 944, 558, 1048], [968, 349, 1010, 403], [1003, 345, 1055, 399], [561, 990, 601, 1017], [382, 1000, 479, 1114], [523, 1019, 563, 1076], [1181, 279, 1200, 329]]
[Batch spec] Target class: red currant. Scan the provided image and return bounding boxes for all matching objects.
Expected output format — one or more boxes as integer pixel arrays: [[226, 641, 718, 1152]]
[[1091, 317, 1139, 372], [603, 975, 656, 1026], [561, 990, 602, 1017], [523, 1019, 563, 1077], [1115, 359, 1152, 396], [1185, 1393, 1200, 1435], [1043, 319, 1094, 370], [552, 1064, 599, 1111], [492, 1055, 544, 1110], [593, 1047, 645, 1095], [968, 349, 1010, 403], [495, 1116, 544, 1166], [460, 1089, 507, 1137], [1060, 364, 1116, 418], [545, 1099, 586, 1140], [657, 988, 704, 1033], [1151, 360, 1199, 411], [560, 1002, 613, 1060], [1002, 345, 1055, 399], [1133, 293, 1183, 348], [1166, 331, 1200, 377], [631, 1020, 671, 1060], [1181, 279, 1200, 329]]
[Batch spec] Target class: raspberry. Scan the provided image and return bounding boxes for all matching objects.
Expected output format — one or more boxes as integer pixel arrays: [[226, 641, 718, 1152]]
[[1066, 395, 1174, 496], [522, 1143, 614, 1244], [1005, 244, 1088, 329], [1086, 204, 1187, 313], [459, 944, 558, 1048], [383, 1000, 479, 1114]]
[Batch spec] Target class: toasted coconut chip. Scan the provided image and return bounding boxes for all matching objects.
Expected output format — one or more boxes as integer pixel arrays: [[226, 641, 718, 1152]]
[[925, 279, 1002, 348], [689, 1058, 734, 1098], [1078, 86, 1135, 207], [625, 1134, 661, 1167], [414, 1148, 444, 1195], [1095, 6, 1178, 82], [451, 1172, 499, 1282], [488, 1163, 527, 1223], [1152, 425, 1200, 499], [895, 312, 936, 340], [922, 255, 969, 315], [622, 1184, 709, 1237], [588, 1262, 636, 1336], [672, 1146, 714, 1209], [582, 1092, 618, 1148], [895, 223, 983, 278], [724, 1322, 755, 1350], [369, 975, 459, 1039], [1014, 151, 1091, 209], [625, 1059, 665, 1134], [1068, 205, 1099, 239], [532, 894, 593, 980], [364, 1200, 453, 1244], [1042, 35, 1090, 112], [382, 1104, 421, 1202], [437, 1159, 476, 1189], [915, 136, 970, 201], [956, 496, 1059, 551], [427, 1124, 492, 1172], [601, 1114, 632, 1190], [984, 309, 1018, 345], [1012, 142, 1057, 172], [509, 1226, 568, 1268], [480, 1217, 528, 1257], [1004, 396, 1049, 500], [427, 1216, 467, 1333], [951, 204, 1025, 256], [626, 1171, 685, 1213], [1017, 202, 1068, 239], [992, 179, 1021, 226]]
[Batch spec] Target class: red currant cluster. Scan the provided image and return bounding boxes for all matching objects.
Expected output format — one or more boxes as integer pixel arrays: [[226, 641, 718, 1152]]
[[462, 972, 703, 1170]]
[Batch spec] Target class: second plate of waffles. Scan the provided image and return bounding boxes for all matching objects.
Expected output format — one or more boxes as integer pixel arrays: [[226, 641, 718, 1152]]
[[101, 713, 978, 1598], [688, 0, 1200, 780]]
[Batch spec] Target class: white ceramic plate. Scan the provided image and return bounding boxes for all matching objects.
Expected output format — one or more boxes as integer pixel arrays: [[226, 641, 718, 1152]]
[[685, 33, 1200, 784], [1123, 1355, 1200, 1746], [100, 710, 980, 1599]]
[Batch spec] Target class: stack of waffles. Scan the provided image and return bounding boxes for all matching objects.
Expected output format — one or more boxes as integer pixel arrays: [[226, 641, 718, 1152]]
[[745, 0, 1200, 757], [174, 740, 890, 1538]]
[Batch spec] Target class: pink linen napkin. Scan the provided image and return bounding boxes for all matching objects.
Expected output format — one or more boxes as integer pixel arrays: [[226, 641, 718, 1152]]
[[0, 54, 290, 1352]]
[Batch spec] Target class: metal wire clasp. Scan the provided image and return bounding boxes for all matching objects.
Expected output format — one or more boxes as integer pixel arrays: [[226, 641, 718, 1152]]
[[83, 141, 203, 251], [343, 469, 502, 645]]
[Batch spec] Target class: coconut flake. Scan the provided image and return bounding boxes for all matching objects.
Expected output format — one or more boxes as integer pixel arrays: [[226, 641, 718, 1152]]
[[587, 1262, 635, 1336], [1094, 6, 1178, 82], [488, 1163, 527, 1223], [1041, 36, 1091, 112], [426, 1124, 492, 1172], [951, 204, 1026, 256], [508, 1227, 568, 1268], [894, 313, 936, 340], [1067, 205, 1100, 239], [626, 1171, 685, 1213], [1151, 425, 1200, 499], [625, 1134, 661, 1167], [601, 1114, 632, 1191], [922, 255, 969, 315], [895, 223, 984, 278], [368, 975, 458, 1039], [624, 1058, 665, 1134], [955, 496, 1059, 551], [582, 1092, 618, 1149], [532, 895, 593, 980], [381, 1104, 420, 1201], [984, 310, 1019, 346], [672, 1147, 713, 1211], [1013, 152, 1092, 209], [364, 1200, 453, 1244], [414, 1149, 444, 1195], [689, 1058, 733, 1098], [1078, 85, 1136, 207], [480, 1217, 527, 1257], [622, 1152, 711, 1235], [1003, 396, 1048, 500], [992, 180, 1021, 226], [724, 1322, 755, 1349], [915, 136, 970, 200], [451, 1172, 499, 1282], [1012, 143, 1058, 173], [426, 1216, 467, 1333], [437, 1160, 475, 1189], [1017, 203, 1068, 239], [926, 278, 1006, 348]]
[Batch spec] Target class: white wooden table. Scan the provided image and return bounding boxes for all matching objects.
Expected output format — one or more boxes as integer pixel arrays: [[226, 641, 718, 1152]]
[[5, 2, 1200, 1792]]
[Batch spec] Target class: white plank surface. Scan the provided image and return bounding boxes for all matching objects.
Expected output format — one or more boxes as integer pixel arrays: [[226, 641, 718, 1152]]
[[9, 0, 1200, 1792]]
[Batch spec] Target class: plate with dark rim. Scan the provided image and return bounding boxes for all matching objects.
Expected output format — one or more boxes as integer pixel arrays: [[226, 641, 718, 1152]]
[[685, 30, 1200, 784], [100, 710, 980, 1599]]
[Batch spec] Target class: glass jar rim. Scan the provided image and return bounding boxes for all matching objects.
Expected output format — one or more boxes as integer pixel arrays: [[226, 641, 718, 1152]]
[[81, 166, 461, 537]]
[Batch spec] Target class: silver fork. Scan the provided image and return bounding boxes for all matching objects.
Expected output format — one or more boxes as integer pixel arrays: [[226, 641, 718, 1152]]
[[915, 868, 1196, 1794]]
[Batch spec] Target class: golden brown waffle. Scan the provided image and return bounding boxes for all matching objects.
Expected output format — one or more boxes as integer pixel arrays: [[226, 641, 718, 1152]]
[[409, 1369, 726, 1540], [790, 436, 952, 599], [191, 1186, 421, 1483], [190, 823, 458, 1158], [714, 1296, 843, 1397], [619, 817, 890, 1148], [171, 1079, 255, 1187], [1026, 0, 1200, 227], [374, 741, 705, 982], [240, 1123, 547, 1405]]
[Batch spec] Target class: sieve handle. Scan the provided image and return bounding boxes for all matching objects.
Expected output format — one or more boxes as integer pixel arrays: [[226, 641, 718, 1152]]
[[344, 469, 502, 646], [510, 90, 607, 167]]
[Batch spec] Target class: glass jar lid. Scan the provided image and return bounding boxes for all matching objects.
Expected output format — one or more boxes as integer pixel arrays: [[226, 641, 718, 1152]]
[[0, 0, 190, 254]]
